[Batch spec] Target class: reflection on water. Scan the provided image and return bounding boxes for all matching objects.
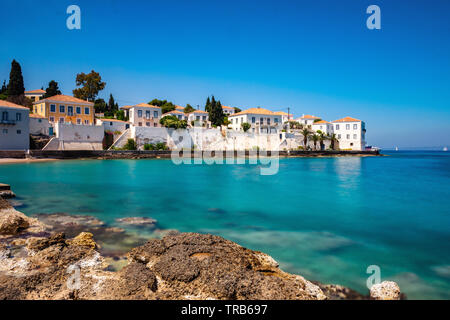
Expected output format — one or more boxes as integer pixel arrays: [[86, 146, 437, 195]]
[[0, 152, 449, 299]]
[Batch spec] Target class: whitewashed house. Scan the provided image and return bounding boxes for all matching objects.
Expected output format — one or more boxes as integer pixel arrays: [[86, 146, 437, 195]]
[[296, 114, 321, 126], [187, 110, 209, 126], [0, 100, 30, 150], [222, 105, 235, 116], [274, 111, 294, 123], [24, 89, 46, 102], [332, 117, 366, 150], [96, 118, 130, 133], [228, 107, 282, 134], [121, 103, 162, 128], [162, 110, 187, 121], [312, 120, 334, 135], [29, 113, 51, 135]]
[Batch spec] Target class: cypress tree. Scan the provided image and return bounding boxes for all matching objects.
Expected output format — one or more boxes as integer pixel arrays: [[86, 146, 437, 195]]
[[7, 60, 25, 96], [205, 96, 211, 112], [108, 94, 115, 112], [0, 80, 6, 94]]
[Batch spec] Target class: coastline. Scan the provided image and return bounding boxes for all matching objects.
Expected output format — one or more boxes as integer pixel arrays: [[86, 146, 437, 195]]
[[0, 196, 401, 300], [0, 158, 60, 165]]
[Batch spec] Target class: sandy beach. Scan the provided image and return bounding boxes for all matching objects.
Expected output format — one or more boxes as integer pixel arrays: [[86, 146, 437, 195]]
[[0, 158, 60, 165]]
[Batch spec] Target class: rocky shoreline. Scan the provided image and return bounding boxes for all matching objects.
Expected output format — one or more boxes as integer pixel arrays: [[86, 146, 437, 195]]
[[0, 197, 401, 300]]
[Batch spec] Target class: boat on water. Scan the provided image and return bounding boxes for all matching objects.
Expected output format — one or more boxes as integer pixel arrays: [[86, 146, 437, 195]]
[[444, 147, 448, 152], [395, 147, 399, 151]]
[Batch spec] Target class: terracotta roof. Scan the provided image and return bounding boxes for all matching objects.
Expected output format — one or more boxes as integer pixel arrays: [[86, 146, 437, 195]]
[[175, 105, 185, 110], [163, 110, 185, 115], [313, 120, 330, 124], [222, 105, 234, 109], [301, 115, 320, 119], [0, 100, 30, 110], [120, 105, 133, 110], [332, 117, 362, 123], [231, 107, 277, 116], [273, 111, 293, 116], [25, 89, 46, 94], [33, 94, 93, 105], [134, 103, 161, 109], [29, 113, 46, 119], [188, 109, 208, 114]]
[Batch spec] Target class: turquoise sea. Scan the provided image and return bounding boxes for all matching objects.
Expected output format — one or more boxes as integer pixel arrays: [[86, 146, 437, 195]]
[[0, 151, 449, 299]]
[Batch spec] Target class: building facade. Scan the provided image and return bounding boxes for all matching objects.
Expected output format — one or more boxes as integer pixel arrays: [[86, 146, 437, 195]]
[[222, 105, 235, 116], [332, 117, 366, 150], [121, 103, 162, 127], [162, 110, 187, 121], [29, 113, 51, 136], [274, 111, 294, 123], [24, 89, 46, 102], [229, 108, 282, 134], [32, 94, 94, 125], [96, 118, 130, 133], [312, 120, 334, 135], [187, 110, 209, 126], [296, 114, 321, 126], [0, 100, 30, 150]]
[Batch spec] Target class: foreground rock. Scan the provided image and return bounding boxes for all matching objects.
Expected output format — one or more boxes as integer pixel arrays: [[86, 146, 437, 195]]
[[0, 198, 46, 236], [370, 281, 401, 300]]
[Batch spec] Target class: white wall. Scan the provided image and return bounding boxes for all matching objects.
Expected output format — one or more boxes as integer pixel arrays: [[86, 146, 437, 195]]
[[30, 117, 51, 135], [54, 123, 104, 150], [0, 106, 29, 150], [332, 121, 366, 150]]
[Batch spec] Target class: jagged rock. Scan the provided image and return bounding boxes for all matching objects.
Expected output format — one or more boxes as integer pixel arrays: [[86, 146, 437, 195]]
[[0, 198, 47, 236], [315, 283, 367, 300], [66, 232, 97, 249], [370, 281, 401, 300], [116, 217, 157, 226], [27, 233, 66, 251]]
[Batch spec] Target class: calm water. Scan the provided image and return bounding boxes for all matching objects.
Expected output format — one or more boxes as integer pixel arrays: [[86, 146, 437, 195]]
[[1, 151, 449, 299]]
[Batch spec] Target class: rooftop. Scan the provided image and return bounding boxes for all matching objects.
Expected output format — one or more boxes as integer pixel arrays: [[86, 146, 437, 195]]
[[313, 120, 330, 124], [332, 117, 362, 123], [231, 107, 277, 116], [301, 115, 320, 119], [0, 100, 30, 110], [222, 105, 234, 109], [33, 94, 94, 105], [25, 89, 46, 94]]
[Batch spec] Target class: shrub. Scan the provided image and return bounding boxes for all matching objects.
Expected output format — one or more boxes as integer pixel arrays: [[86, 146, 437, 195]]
[[144, 143, 156, 150], [123, 138, 137, 150], [156, 142, 168, 150], [241, 122, 251, 132]]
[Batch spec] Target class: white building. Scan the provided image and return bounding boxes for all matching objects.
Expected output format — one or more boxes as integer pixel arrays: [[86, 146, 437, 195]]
[[187, 110, 209, 126], [296, 114, 321, 126], [332, 117, 366, 150], [24, 89, 45, 102], [274, 111, 294, 123], [121, 103, 162, 128], [96, 118, 130, 133], [175, 105, 185, 112], [312, 120, 334, 135], [228, 107, 282, 134], [0, 100, 30, 150], [162, 110, 187, 121], [222, 105, 235, 116], [29, 113, 51, 136]]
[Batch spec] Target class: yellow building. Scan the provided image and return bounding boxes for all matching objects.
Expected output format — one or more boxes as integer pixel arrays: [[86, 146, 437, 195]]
[[33, 94, 94, 125]]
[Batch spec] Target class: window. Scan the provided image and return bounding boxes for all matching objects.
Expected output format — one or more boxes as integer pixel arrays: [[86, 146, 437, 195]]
[[274, 118, 279, 123], [346, 134, 350, 139], [146, 111, 150, 119], [146, 122, 150, 126], [16, 113, 21, 121], [260, 118, 263, 124], [353, 124, 358, 130], [267, 118, 271, 125], [138, 110, 143, 117], [203, 116, 206, 121], [252, 117, 255, 123], [60, 105, 65, 113], [154, 111, 158, 118], [154, 123, 157, 127], [2, 129, 8, 134], [76, 107, 81, 114], [49, 117, 55, 122], [67, 106, 73, 116], [2, 111, 8, 121], [59, 118, 64, 123], [338, 134, 341, 139], [336, 124, 340, 130], [16, 130, 21, 134], [110, 122, 113, 126], [196, 116, 200, 121], [40, 105, 43, 113], [50, 104, 56, 112], [353, 134, 357, 139], [84, 107, 90, 115], [77, 119, 81, 125], [346, 124, 350, 130], [138, 122, 142, 126], [84, 120, 89, 125]]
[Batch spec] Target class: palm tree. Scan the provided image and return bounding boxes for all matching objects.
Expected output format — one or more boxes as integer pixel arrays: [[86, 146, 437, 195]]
[[328, 133, 338, 150], [301, 127, 312, 149], [311, 134, 320, 150], [317, 130, 328, 151]]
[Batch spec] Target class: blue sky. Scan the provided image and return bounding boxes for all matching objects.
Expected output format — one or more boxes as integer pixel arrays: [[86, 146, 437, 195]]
[[0, 0, 449, 148]]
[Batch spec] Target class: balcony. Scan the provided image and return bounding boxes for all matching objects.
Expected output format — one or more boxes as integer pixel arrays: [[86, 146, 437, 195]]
[[0, 119, 16, 125]]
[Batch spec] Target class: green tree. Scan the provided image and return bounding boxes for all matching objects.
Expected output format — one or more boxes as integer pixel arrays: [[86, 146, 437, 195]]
[[184, 104, 195, 113], [148, 98, 176, 114], [205, 96, 211, 112], [0, 81, 7, 94], [317, 130, 328, 151], [123, 138, 137, 150], [328, 133, 339, 150], [7, 60, 25, 96], [93, 98, 107, 113], [116, 110, 127, 121], [241, 122, 251, 132], [311, 133, 320, 150], [207, 95, 225, 126], [43, 80, 62, 98], [301, 127, 312, 149], [234, 107, 242, 113], [73, 70, 106, 101], [160, 115, 187, 129]]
